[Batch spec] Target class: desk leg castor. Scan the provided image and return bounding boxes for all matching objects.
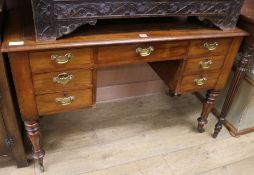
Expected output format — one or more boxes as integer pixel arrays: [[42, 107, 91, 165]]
[[24, 121, 45, 172], [166, 90, 181, 97], [197, 90, 220, 133], [38, 158, 45, 172], [197, 123, 205, 133]]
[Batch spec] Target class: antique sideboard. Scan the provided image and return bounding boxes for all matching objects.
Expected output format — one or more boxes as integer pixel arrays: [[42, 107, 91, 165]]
[[1, 11, 247, 171], [30, 0, 245, 41]]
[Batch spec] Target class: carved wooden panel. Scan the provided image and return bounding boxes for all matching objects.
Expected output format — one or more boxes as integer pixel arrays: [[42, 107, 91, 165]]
[[31, 0, 244, 41]]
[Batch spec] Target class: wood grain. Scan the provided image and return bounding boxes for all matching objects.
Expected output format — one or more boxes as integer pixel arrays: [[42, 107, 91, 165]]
[[179, 73, 220, 92], [9, 52, 39, 121], [33, 69, 93, 95], [98, 42, 188, 66], [215, 37, 243, 90], [0, 55, 27, 167], [1, 11, 248, 53], [36, 89, 93, 115], [188, 38, 232, 57], [149, 60, 184, 92], [164, 135, 254, 175], [183, 55, 225, 75], [29, 48, 93, 73]]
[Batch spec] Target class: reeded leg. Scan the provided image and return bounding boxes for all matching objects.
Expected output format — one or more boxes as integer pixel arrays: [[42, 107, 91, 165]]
[[213, 52, 252, 138], [197, 90, 220, 133], [24, 121, 45, 172]]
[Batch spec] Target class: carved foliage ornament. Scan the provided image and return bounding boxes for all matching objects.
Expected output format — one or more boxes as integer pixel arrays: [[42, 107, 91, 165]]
[[31, 0, 244, 41]]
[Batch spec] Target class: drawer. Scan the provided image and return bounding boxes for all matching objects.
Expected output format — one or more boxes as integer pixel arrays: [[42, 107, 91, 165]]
[[33, 69, 93, 95], [180, 73, 220, 92], [184, 56, 225, 74], [98, 42, 188, 65], [29, 48, 93, 73], [36, 89, 93, 115], [188, 38, 232, 57]]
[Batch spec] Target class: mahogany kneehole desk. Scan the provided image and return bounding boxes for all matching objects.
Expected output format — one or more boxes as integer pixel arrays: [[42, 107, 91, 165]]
[[1, 15, 248, 171]]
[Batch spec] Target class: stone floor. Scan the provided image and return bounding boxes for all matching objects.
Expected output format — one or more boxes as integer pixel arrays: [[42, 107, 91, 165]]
[[1, 93, 254, 175]]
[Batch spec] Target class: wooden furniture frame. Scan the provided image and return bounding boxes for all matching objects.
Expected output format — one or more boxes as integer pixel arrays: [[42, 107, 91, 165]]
[[213, 2, 254, 138], [1, 11, 247, 171], [30, 0, 245, 41], [0, 0, 28, 168]]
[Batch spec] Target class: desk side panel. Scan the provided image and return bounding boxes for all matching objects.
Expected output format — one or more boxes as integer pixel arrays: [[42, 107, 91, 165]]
[[215, 37, 244, 90], [9, 52, 39, 121]]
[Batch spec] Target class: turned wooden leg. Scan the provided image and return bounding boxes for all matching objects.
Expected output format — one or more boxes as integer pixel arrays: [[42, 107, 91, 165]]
[[197, 90, 220, 133], [213, 53, 252, 138], [24, 121, 45, 172]]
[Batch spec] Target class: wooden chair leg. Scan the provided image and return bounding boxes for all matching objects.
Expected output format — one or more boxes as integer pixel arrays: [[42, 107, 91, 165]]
[[24, 120, 45, 172], [197, 90, 220, 133], [213, 52, 252, 138]]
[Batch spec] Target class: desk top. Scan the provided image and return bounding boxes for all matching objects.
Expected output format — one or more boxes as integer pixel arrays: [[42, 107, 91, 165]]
[[2, 11, 247, 53]]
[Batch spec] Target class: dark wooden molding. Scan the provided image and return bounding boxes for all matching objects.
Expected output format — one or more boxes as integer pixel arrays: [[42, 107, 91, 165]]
[[31, 0, 244, 41]]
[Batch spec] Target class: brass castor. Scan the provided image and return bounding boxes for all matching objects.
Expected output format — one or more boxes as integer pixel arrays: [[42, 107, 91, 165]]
[[212, 132, 218, 138], [166, 90, 182, 97], [197, 126, 205, 133], [38, 158, 45, 172]]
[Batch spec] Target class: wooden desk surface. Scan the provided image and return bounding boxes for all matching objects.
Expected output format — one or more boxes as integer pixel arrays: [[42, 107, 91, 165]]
[[2, 11, 248, 53]]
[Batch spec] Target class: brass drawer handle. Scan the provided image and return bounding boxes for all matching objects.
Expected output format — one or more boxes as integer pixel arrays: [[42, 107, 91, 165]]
[[204, 42, 219, 51], [194, 77, 207, 86], [200, 59, 213, 69], [136, 46, 154, 57], [53, 73, 74, 85], [51, 53, 73, 64], [55, 96, 75, 106]]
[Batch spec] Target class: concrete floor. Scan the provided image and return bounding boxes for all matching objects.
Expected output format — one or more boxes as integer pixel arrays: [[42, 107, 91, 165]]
[[1, 93, 254, 175]]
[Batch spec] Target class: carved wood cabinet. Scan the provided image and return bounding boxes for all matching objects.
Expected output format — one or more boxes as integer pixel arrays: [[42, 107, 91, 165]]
[[31, 0, 245, 41]]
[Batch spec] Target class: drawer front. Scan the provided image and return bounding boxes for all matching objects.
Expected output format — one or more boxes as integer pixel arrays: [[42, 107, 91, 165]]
[[188, 38, 232, 57], [184, 56, 225, 74], [98, 42, 188, 65], [33, 69, 93, 95], [30, 48, 93, 73], [180, 73, 220, 92], [36, 89, 93, 115]]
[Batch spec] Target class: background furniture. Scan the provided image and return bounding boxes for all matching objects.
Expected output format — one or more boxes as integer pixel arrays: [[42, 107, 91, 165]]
[[213, 0, 254, 138], [215, 71, 254, 136], [30, 0, 244, 41], [0, 0, 27, 168]]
